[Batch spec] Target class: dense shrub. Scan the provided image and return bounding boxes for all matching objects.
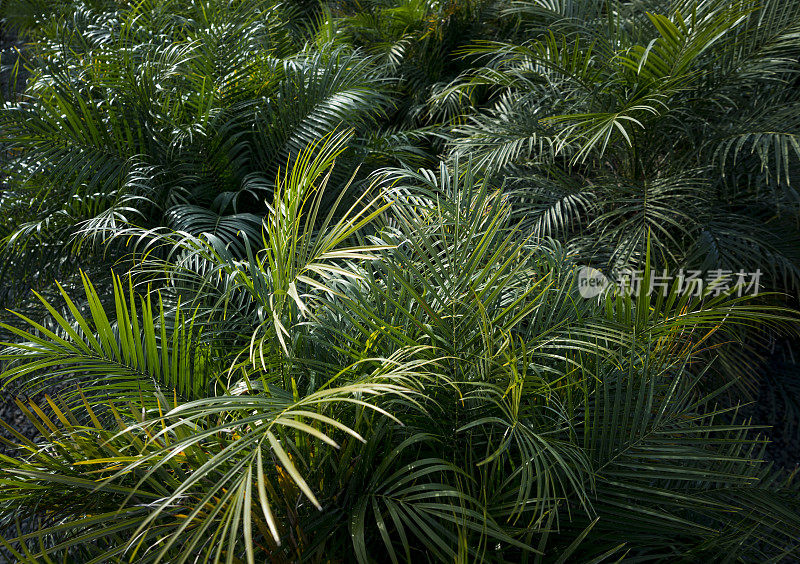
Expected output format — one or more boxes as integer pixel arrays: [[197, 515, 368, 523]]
[[2, 1, 800, 561]]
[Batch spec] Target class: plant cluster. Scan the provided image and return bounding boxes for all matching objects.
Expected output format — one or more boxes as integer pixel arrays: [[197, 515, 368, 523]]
[[1, 0, 800, 561]]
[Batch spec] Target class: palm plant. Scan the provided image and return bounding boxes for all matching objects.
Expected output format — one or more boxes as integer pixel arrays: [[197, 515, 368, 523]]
[[328, 0, 501, 128], [2, 1, 800, 561], [0, 0, 393, 309], [2, 143, 799, 562], [437, 0, 800, 289]]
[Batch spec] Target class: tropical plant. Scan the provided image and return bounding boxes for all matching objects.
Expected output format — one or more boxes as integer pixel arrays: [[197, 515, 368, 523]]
[[2, 1, 800, 561], [2, 145, 799, 561], [0, 0, 393, 308], [326, 0, 501, 127], [439, 0, 800, 289]]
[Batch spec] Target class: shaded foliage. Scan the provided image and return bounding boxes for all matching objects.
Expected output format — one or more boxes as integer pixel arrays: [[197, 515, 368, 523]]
[[1, 1, 800, 562]]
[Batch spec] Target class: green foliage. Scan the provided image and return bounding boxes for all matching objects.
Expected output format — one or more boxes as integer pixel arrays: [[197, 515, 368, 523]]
[[443, 0, 800, 287], [3, 144, 800, 561], [2, 1, 800, 561], [0, 0, 393, 305]]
